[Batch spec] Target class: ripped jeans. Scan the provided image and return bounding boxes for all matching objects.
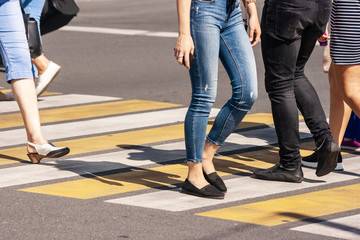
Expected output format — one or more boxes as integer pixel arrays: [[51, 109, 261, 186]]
[[185, 0, 258, 162]]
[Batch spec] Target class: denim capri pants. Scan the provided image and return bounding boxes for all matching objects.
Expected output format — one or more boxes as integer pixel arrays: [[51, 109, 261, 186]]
[[0, 0, 33, 83]]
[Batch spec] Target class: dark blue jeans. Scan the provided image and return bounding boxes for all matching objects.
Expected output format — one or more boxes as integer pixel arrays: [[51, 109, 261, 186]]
[[261, 0, 332, 168]]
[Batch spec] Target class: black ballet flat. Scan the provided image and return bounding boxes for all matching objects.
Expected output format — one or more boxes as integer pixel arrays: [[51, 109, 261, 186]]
[[181, 179, 225, 199], [203, 171, 227, 192]]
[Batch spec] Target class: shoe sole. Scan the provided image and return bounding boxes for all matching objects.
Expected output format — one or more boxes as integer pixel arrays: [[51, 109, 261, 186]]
[[252, 174, 303, 183], [340, 145, 360, 151], [37, 66, 61, 97], [301, 160, 344, 171], [180, 189, 225, 200], [47, 148, 70, 158], [316, 142, 340, 177]]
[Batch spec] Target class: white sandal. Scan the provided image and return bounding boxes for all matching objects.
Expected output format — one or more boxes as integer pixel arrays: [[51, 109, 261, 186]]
[[27, 142, 70, 164]]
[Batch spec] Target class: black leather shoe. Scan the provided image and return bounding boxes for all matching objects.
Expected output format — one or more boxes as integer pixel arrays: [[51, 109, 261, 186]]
[[302, 151, 343, 171], [252, 164, 304, 183], [203, 171, 227, 192], [314, 139, 340, 177], [181, 179, 225, 199]]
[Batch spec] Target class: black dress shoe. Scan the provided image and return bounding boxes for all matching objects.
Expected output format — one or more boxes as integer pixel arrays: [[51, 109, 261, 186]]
[[252, 164, 304, 183], [302, 151, 343, 171], [203, 171, 227, 192], [181, 179, 225, 199], [314, 139, 340, 177]]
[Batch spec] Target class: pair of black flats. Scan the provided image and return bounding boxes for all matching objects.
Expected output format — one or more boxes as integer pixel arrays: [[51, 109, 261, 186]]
[[181, 172, 227, 199]]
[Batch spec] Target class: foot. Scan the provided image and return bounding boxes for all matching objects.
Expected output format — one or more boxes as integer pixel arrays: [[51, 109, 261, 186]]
[[313, 139, 340, 177], [181, 179, 225, 199], [36, 61, 61, 97], [28, 142, 70, 157], [302, 151, 344, 171], [203, 171, 227, 192], [252, 163, 304, 183]]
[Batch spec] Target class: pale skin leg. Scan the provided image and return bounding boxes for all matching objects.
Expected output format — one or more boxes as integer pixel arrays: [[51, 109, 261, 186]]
[[32, 54, 50, 75], [11, 79, 47, 154], [202, 140, 218, 174], [328, 63, 352, 145], [332, 64, 360, 144]]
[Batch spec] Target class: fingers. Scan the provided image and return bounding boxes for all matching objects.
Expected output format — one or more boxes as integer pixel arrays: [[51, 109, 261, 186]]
[[174, 46, 194, 70], [251, 30, 261, 47], [183, 53, 190, 70], [248, 26, 261, 47]]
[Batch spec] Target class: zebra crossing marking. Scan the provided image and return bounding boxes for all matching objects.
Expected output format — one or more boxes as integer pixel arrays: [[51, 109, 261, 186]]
[[105, 156, 360, 212], [0, 94, 120, 114], [0, 100, 181, 129], [17, 144, 340, 200], [291, 214, 360, 240], [196, 181, 360, 226]]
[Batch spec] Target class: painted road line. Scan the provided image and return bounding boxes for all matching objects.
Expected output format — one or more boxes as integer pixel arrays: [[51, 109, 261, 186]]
[[0, 142, 185, 189], [19, 164, 189, 199], [291, 214, 360, 240], [197, 183, 360, 226], [0, 125, 313, 186], [0, 119, 332, 166], [0, 89, 60, 96], [234, 113, 274, 129], [17, 145, 284, 199], [105, 157, 360, 212], [0, 107, 202, 147], [0, 123, 190, 165], [0, 94, 120, 114], [18, 147, 358, 199], [0, 100, 181, 129], [60, 26, 178, 38]]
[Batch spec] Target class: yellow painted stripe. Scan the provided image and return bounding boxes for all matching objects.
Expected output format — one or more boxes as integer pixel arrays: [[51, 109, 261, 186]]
[[20, 164, 189, 199], [231, 113, 303, 130], [0, 89, 60, 96], [197, 183, 360, 226], [0, 124, 187, 165], [18, 143, 317, 199], [0, 100, 181, 129]]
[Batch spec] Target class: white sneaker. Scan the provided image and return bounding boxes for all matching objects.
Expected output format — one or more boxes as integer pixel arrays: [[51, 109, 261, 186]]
[[36, 61, 61, 97]]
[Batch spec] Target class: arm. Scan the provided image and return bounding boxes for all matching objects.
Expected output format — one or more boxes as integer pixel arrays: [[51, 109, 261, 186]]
[[174, 0, 194, 70], [243, 0, 261, 47]]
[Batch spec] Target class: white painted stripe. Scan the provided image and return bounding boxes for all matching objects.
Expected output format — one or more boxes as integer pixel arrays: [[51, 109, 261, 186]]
[[0, 108, 219, 147], [60, 26, 178, 38], [225, 122, 311, 147], [291, 214, 360, 240], [0, 142, 184, 188], [0, 94, 120, 114], [0, 123, 307, 189], [105, 157, 360, 212]]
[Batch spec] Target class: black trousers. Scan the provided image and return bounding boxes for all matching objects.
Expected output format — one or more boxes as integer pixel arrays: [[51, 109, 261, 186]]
[[261, 0, 332, 168]]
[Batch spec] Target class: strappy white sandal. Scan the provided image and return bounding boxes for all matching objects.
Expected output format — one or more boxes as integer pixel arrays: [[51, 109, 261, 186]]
[[27, 142, 70, 164]]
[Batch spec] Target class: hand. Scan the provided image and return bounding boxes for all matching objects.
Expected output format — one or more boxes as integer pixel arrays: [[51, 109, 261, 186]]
[[174, 34, 194, 70], [318, 32, 328, 44], [248, 15, 261, 47]]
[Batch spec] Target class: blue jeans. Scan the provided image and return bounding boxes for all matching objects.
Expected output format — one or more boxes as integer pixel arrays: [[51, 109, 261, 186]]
[[22, 0, 46, 77], [0, 0, 33, 83], [185, 0, 258, 162]]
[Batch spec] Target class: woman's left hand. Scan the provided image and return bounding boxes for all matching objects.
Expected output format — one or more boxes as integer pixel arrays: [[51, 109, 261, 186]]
[[248, 14, 261, 47]]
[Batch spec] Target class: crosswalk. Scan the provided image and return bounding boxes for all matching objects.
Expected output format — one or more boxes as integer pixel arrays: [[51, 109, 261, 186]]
[[0, 92, 359, 239]]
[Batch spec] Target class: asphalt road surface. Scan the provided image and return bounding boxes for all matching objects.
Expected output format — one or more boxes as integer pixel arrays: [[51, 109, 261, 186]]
[[0, 0, 359, 239]]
